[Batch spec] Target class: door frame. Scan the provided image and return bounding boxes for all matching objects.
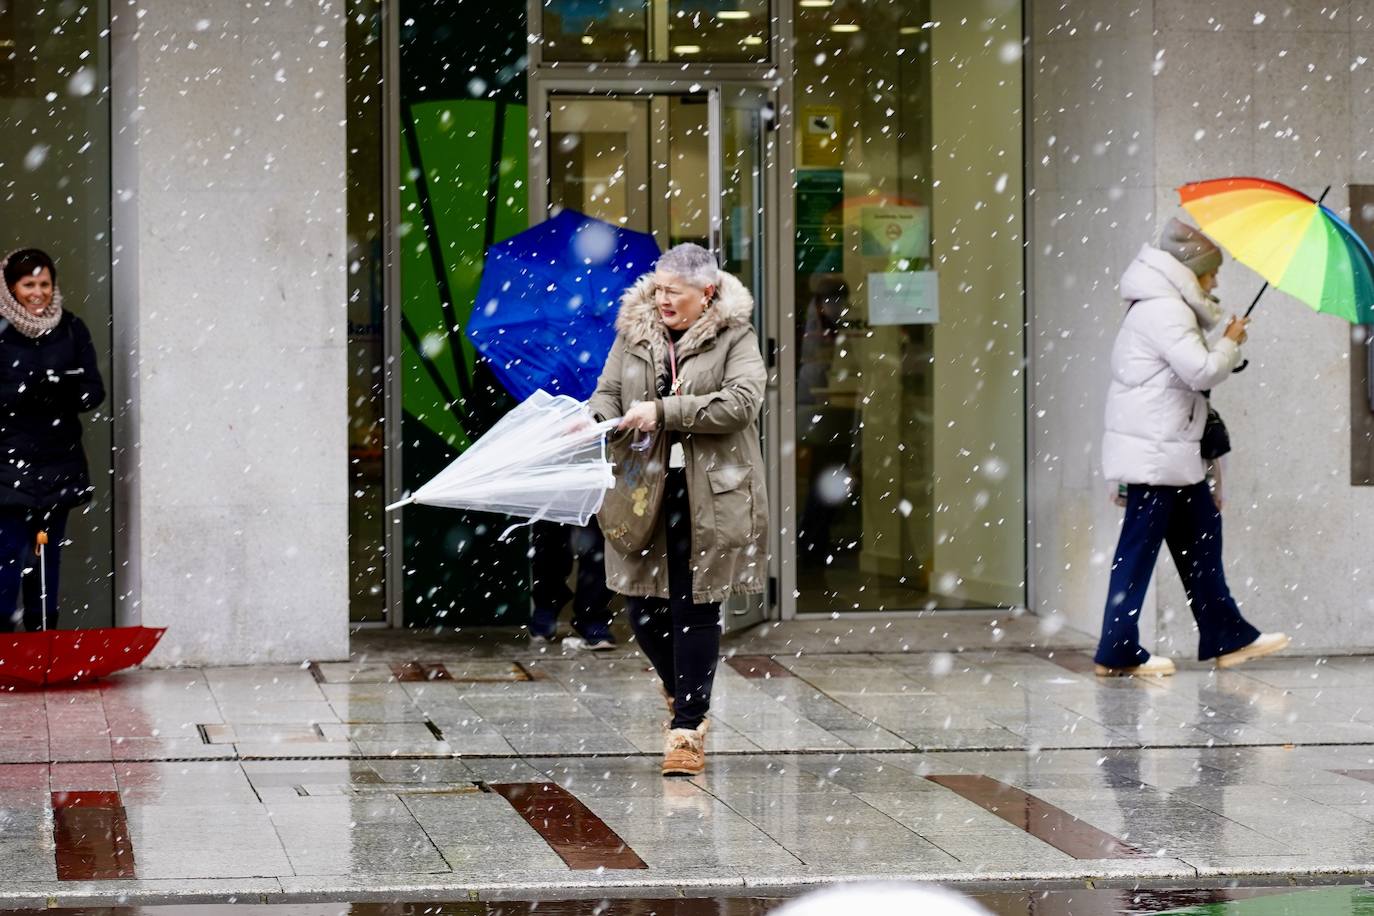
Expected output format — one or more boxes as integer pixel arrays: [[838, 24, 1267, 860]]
[[527, 71, 791, 624]]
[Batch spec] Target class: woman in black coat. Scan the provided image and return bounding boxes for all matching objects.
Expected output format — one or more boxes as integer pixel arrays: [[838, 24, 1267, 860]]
[[0, 249, 105, 631]]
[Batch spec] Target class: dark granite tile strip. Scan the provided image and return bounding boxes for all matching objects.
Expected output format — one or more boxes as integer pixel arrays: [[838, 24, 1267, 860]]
[[390, 661, 429, 682], [724, 655, 794, 680], [926, 774, 1145, 860], [51, 790, 136, 880], [490, 781, 647, 870]]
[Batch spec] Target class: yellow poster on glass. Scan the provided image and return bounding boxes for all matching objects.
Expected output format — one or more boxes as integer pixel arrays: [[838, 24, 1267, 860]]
[[801, 105, 843, 168]]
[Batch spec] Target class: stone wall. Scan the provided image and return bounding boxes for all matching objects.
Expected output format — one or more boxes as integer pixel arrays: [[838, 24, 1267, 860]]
[[1029, 1, 1374, 653], [110, 0, 350, 664]]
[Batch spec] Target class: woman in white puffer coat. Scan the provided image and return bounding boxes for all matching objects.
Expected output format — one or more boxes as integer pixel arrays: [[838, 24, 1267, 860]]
[[1094, 218, 1289, 677]]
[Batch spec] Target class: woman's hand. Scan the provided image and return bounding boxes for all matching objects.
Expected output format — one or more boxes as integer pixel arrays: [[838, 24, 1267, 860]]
[[1223, 316, 1249, 344], [617, 400, 658, 433]]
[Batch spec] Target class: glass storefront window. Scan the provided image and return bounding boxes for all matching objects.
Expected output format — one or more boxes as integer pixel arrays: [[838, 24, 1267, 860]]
[[346, 0, 387, 622], [540, 0, 770, 63], [792, 0, 1025, 613], [0, 0, 114, 627]]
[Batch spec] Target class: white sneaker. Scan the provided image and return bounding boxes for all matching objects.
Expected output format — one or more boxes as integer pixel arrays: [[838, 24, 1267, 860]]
[[1215, 632, 1290, 669], [1094, 654, 1177, 678]]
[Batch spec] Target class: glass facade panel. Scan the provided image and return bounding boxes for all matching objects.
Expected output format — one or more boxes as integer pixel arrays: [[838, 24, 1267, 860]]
[[346, 0, 387, 622], [545, 94, 713, 250], [541, 0, 769, 63], [792, 0, 1025, 613], [397, 0, 532, 627], [0, 0, 113, 627]]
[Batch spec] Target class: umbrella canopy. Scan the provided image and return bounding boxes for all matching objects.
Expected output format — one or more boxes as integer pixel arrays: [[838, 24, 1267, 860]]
[[466, 210, 661, 402], [1179, 177, 1374, 323], [387, 390, 618, 532], [0, 627, 165, 690]]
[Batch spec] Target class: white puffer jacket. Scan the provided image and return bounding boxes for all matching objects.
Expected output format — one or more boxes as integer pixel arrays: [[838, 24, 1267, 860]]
[[1101, 245, 1242, 486]]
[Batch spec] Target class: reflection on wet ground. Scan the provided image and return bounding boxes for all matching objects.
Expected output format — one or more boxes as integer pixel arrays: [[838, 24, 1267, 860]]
[[5, 887, 1374, 914], [11, 618, 1374, 902]]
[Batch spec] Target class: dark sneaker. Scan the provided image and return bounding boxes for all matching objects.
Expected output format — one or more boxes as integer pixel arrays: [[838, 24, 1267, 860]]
[[529, 607, 559, 644]]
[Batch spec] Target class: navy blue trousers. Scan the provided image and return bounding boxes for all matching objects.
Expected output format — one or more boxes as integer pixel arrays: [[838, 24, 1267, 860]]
[[1095, 482, 1259, 668], [0, 508, 68, 633]]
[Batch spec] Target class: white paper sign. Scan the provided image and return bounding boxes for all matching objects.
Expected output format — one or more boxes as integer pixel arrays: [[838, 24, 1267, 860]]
[[868, 271, 939, 326]]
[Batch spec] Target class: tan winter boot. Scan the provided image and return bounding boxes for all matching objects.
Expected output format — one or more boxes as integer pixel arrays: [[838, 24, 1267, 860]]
[[662, 720, 709, 777]]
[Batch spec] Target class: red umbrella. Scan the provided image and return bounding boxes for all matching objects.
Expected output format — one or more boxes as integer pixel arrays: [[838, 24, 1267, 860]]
[[0, 531, 165, 690], [0, 627, 165, 689]]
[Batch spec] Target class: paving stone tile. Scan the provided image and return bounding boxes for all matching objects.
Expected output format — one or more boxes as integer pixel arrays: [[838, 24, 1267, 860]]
[[267, 796, 450, 876], [576, 793, 803, 869], [716, 794, 955, 868], [0, 807, 58, 881], [115, 761, 258, 806], [402, 792, 566, 871], [122, 803, 292, 879]]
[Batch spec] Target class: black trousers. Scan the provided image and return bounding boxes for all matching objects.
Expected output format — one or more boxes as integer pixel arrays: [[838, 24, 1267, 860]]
[[627, 469, 721, 730], [530, 518, 613, 629], [0, 507, 68, 633]]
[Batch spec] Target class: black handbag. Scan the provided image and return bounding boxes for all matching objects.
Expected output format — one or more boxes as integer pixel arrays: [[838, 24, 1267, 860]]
[[1200, 403, 1231, 461]]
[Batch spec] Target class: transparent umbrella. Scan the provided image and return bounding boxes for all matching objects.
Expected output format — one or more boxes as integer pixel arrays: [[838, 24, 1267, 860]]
[[386, 390, 618, 537]]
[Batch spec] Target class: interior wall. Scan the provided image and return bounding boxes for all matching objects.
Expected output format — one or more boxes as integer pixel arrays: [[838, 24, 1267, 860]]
[[929, 0, 1027, 608]]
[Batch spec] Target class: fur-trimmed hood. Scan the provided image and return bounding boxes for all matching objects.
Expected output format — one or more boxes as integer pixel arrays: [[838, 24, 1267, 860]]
[[614, 269, 756, 369]]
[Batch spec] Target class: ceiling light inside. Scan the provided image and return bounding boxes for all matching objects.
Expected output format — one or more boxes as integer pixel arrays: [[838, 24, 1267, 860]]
[[718, 10, 752, 19], [673, 44, 702, 54], [580, 35, 594, 44], [799, 0, 833, 7], [742, 35, 765, 45], [829, 23, 861, 33]]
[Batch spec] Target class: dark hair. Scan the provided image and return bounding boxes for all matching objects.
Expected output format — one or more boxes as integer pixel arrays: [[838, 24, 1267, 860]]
[[3, 249, 57, 289]]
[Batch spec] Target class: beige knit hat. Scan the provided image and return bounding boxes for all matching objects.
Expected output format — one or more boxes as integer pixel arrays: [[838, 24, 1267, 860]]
[[1159, 217, 1223, 277]]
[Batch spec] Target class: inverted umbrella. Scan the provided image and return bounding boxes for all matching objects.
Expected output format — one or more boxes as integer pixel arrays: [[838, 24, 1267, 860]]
[[1179, 177, 1374, 323], [0, 532, 165, 690], [466, 209, 660, 402], [387, 390, 618, 536]]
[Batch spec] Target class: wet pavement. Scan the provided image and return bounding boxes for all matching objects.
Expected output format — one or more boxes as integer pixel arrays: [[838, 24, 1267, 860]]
[[9, 614, 1374, 904], [5, 887, 1374, 913]]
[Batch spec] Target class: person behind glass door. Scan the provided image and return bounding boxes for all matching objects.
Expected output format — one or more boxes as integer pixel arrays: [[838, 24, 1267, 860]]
[[589, 243, 768, 777], [528, 518, 616, 650], [1095, 219, 1287, 676], [0, 249, 105, 632]]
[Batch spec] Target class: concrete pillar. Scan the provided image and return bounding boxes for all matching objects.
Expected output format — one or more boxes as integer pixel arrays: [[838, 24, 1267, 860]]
[[110, 0, 350, 664]]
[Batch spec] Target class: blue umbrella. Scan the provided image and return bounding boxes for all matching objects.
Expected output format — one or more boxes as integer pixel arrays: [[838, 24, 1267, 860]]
[[467, 210, 660, 402]]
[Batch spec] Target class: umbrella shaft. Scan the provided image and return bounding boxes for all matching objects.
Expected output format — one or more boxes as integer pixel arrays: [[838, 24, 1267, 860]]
[[38, 542, 46, 632]]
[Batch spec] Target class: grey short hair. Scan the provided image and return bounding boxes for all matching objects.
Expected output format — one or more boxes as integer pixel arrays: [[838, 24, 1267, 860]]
[[654, 243, 720, 292]]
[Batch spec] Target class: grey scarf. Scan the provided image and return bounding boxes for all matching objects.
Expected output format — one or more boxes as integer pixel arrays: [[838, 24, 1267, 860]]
[[0, 251, 63, 338]]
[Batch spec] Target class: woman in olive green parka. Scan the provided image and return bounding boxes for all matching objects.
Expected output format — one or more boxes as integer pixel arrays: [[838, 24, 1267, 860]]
[[589, 242, 768, 777]]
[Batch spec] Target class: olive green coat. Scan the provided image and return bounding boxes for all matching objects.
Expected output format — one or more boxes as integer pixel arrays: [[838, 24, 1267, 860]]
[[589, 270, 769, 603]]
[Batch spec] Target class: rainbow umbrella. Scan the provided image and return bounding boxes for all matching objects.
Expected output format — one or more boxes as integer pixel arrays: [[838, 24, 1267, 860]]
[[1178, 177, 1374, 324]]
